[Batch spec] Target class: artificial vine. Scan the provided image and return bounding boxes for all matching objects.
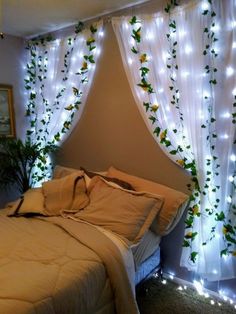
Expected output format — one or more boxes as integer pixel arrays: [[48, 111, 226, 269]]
[[129, 1, 201, 263], [200, 1, 236, 257], [129, 0, 236, 261], [25, 21, 101, 184]]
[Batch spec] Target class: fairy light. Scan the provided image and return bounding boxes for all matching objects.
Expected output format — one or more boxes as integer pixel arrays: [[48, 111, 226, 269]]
[[193, 280, 204, 295], [146, 32, 154, 41], [230, 154, 236, 162], [226, 66, 234, 76], [185, 45, 193, 55], [229, 175, 234, 182], [210, 300, 215, 305], [226, 196, 232, 203], [99, 30, 104, 37], [222, 112, 231, 118], [201, 1, 210, 10], [178, 29, 186, 38], [232, 42, 236, 49], [128, 58, 133, 65]]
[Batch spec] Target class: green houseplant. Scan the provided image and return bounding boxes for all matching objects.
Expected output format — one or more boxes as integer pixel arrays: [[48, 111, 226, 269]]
[[0, 137, 57, 194]]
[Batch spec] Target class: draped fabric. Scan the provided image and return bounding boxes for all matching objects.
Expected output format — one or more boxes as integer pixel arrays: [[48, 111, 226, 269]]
[[24, 21, 103, 182], [112, 1, 236, 281]]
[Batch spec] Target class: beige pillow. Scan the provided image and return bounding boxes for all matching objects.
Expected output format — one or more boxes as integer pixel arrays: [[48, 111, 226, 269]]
[[75, 176, 164, 244], [107, 166, 189, 235], [53, 165, 107, 188], [53, 165, 84, 179], [7, 188, 45, 217], [43, 172, 89, 216]]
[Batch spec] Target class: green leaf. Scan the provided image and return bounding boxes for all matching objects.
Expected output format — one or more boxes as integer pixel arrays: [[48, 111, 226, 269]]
[[190, 252, 198, 263], [220, 249, 228, 257], [129, 16, 137, 25], [183, 240, 190, 247], [154, 127, 161, 137], [215, 211, 225, 221]]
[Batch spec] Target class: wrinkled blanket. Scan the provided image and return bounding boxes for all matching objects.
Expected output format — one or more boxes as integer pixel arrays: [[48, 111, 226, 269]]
[[0, 211, 139, 314]]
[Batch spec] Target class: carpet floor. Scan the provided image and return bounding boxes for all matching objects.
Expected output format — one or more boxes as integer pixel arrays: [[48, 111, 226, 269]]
[[136, 277, 236, 314]]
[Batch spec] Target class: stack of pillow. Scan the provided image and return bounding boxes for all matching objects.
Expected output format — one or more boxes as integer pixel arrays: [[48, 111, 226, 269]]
[[7, 165, 189, 245]]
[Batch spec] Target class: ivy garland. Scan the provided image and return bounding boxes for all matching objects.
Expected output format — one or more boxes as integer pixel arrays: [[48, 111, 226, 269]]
[[129, 0, 236, 263], [201, 1, 236, 257], [25, 22, 100, 184]]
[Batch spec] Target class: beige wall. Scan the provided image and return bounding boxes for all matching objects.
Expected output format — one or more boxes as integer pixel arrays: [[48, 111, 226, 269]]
[[58, 22, 190, 194]]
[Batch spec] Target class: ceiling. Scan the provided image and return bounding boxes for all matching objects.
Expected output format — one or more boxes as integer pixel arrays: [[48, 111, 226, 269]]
[[1, 0, 149, 38]]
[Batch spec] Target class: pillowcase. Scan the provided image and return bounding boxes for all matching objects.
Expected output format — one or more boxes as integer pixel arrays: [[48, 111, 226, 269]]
[[75, 176, 164, 244], [43, 172, 89, 216], [81, 166, 135, 191], [53, 165, 84, 179], [7, 188, 45, 217], [107, 166, 189, 235]]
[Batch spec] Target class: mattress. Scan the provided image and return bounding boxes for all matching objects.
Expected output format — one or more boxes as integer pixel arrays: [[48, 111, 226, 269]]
[[135, 248, 161, 285], [132, 229, 161, 269], [132, 229, 161, 285]]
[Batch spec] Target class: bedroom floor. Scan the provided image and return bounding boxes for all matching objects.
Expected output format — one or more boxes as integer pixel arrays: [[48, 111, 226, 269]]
[[136, 277, 236, 314]]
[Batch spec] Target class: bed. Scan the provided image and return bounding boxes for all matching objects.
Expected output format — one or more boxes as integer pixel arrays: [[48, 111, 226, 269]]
[[0, 165, 188, 314]]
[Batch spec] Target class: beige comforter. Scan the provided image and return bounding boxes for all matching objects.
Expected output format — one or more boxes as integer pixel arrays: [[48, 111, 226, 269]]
[[0, 211, 139, 314]]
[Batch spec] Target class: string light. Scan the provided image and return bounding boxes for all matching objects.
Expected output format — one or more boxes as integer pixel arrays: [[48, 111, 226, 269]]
[[226, 66, 234, 76]]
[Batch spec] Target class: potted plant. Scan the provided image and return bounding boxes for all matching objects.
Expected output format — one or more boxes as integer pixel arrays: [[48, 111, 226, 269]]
[[0, 137, 57, 194]]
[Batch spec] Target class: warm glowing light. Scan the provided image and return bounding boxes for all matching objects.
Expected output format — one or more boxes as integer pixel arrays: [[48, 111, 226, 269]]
[[232, 42, 236, 49], [210, 300, 215, 305]]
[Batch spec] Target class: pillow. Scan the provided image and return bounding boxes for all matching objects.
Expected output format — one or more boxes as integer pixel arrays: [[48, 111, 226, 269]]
[[107, 166, 189, 235], [81, 166, 135, 191], [53, 165, 84, 179], [43, 172, 89, 216], [8, 188, 45, 217], [75, 176, 164, 244]]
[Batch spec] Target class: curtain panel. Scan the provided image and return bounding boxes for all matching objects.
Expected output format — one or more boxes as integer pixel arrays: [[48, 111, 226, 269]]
[[112, 0, 236, 281], [24, 21, 104, 183]]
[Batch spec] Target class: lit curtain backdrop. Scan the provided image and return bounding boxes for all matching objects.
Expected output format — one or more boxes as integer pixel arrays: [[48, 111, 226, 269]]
[[24, 21, 104, 183], [113, 0, 236, 281]]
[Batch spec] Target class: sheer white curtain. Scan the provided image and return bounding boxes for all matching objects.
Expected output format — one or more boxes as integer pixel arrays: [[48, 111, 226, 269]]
[[24, 21, 104, 182], [112, 0, 236, 281]]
